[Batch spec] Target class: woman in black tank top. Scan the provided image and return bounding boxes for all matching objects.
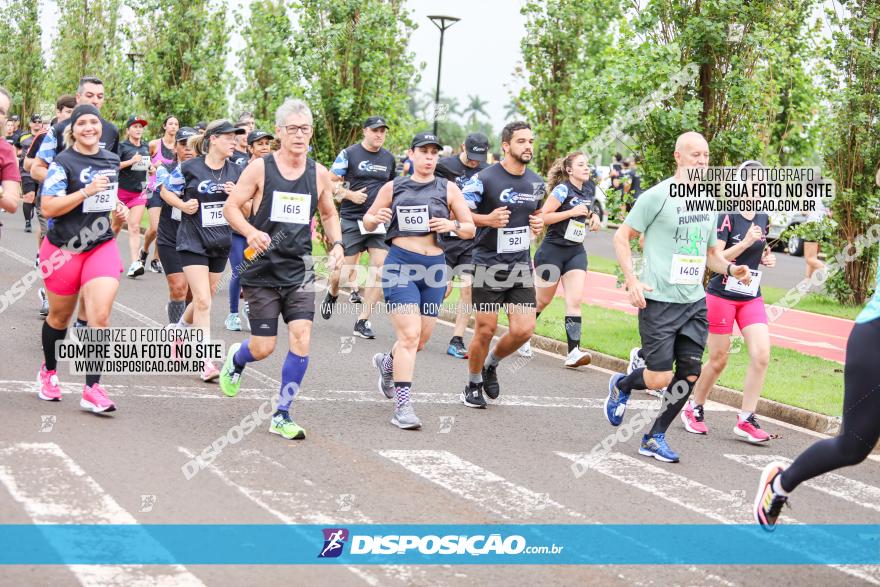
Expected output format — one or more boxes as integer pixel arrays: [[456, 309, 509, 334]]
[[361, 132, 475, 430]]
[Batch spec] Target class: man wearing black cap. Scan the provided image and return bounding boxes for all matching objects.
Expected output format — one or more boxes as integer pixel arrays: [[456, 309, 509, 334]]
[[5, 114, 21, 147], [14, 114, 45, 233], [323, 115, 397, 339], [230, 122, 250, 167], [247, 130, 274, 161], [195, 121, 207, 134], [434, 132, 490, 359]]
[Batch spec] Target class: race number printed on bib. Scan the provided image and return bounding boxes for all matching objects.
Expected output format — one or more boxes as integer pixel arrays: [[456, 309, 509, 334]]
[[497, 226, 530, 253], [200, 201, 227, 227], [564, 219, 586, 243], [357, 220, 386, 235], [270, 191, 310, 225], [171, 206, 182, 221], [397, 205, 429, 232], [131, 157, 150, 172], [669, 254, 706, 285], [82, 182, 118, 213], [724, 269, 762, 297]]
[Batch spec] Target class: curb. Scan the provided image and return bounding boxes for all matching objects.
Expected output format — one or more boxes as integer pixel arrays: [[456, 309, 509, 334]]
[[438, 307, 843, 437]]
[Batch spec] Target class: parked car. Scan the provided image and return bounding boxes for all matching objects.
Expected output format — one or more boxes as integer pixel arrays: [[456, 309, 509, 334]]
[[767, 212, 810, 256]]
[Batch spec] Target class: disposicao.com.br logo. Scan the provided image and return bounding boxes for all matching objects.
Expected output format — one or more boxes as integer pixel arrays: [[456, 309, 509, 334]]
[[319, 528, 564, 558]]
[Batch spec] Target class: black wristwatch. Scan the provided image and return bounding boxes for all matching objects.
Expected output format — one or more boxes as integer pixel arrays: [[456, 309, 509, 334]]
[[726, 263, 734, 276], [332, 240, 344, 250]]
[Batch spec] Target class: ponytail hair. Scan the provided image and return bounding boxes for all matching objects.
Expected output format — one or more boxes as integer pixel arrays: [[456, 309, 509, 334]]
[[62, 124, 75, 149], [188, 119, 227, 156], [546, 151, 585, 195]]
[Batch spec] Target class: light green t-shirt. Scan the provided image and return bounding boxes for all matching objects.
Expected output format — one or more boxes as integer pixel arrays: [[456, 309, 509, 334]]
[[624, 177, 717, 304]]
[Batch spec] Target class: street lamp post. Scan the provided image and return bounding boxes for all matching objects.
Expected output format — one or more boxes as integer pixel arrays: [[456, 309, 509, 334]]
[[428, 15, 460, 137]]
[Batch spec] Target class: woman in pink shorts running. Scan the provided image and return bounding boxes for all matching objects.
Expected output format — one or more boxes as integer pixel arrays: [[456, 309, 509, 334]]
[[116, 115, 151, 277], [36, 104, 127, 413], [683, 160, 777, 443]]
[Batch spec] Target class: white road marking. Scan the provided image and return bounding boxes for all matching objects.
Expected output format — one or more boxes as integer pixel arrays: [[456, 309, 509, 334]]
[[378, 449, 583, 520], [176, 446, 427, 586], [0, 442, 203, 586], [724, 454, 880, 513], [557, 451, 880, 585]]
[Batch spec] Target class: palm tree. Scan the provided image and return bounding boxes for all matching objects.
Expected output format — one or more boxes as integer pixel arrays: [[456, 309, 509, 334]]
[[464, 94, 489, 127], [504, 97, 521, 121]]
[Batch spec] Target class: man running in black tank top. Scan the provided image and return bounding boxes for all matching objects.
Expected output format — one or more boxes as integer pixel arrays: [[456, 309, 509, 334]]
[[221, 99, 344, 440], [435, 132, 489, 359], [460, 121, 545, 408], [323, 116, 397, 339]]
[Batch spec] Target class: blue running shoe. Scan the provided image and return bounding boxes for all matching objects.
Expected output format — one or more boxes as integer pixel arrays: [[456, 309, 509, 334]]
[[447, 336, 467, 359], [638, 433, 680, 463], [604, 373, 629, 426]]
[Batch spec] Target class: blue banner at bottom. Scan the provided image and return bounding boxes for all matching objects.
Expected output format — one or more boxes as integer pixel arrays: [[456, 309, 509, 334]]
[[0, 524, 878, 565]]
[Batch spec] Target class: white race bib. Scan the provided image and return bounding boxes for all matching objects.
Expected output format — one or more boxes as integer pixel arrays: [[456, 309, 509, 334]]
[[269, 191, 310, 225], [82, 182, 118, 213], [131, 156, 150, 171], [564, 219, 586, 243], [397, 204, 430, 232], [497, 226, 530, 253], [669, 254, 706, 285], [200, 201, 227, 227], [357, 220, 386, 235], [724, 269, 762, 296], [171, 206, 182, 221]]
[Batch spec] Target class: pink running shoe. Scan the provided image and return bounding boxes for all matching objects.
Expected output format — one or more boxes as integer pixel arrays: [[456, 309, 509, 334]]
[[680, 402, 708, 434], [37, 363, 62, 401], [201, 360, 220, 382], [735, 414, 770, 443], [164, 323, 184, 359], [80, 383, 116, 413]]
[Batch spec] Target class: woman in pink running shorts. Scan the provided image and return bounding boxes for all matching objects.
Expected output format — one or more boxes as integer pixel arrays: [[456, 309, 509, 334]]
[[683, 160, 778, 443], [36, 104, 127, 413]]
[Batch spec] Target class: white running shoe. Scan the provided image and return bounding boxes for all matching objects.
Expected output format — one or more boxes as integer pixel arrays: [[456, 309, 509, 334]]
[[564, 347, 592, 368], [517, 340, 533, 358]]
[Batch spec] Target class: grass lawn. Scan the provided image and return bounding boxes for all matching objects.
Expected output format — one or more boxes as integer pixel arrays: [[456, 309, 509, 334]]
[[443, 287, 845, 417]]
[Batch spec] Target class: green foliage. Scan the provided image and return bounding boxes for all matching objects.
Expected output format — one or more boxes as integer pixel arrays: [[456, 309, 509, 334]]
[[0, 0, 44, 117], [289, 0, 420, 163], [130, 0, 230, 131], [236, 0, 296, 130]]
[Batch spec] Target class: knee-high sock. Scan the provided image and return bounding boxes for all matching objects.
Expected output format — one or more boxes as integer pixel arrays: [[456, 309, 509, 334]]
[[564, 315, 581, 352], [649, 375, 694, 435], [232, 339, 256, 374], [41, 322, 67, 372], [277, 351, 309, 412]]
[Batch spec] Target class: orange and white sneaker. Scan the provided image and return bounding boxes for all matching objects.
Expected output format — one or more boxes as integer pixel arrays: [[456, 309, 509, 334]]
[[80, 383, 116, 413], [201, 360, 220, 382], [754, 462, 788, 531], [37, 363, 62, 401]]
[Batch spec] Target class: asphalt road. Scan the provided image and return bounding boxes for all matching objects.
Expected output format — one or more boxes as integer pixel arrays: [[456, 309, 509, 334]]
[[0, 220, 877, 587]]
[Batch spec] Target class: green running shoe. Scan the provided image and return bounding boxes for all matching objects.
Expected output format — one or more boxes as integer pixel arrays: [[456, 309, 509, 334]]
[[269, 412, 306, 440], [220, 343, 243, 397]]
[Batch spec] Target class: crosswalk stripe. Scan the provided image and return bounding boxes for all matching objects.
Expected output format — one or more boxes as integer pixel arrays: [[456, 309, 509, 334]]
[[557, 451, 880, 585], [0, 442, 203, 586], [176, 446, 429, 586], [723, 454, 880, 513], [378, 449, 583, 520]]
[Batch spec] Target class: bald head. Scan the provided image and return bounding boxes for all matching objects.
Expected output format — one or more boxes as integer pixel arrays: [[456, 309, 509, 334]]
[[674, 131, 709, 172]]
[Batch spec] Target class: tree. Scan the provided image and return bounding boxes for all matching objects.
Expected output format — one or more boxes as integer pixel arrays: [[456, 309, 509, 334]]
[[517, 0, 626, 173], [43, 0, 128, 117], [821, 0, 880, 305], [130, 0, 231, 129], [236, 0, 297, 130], [463, 94, 489, 127], [0, 0, 44, 118], [289, 0, 421, 163]]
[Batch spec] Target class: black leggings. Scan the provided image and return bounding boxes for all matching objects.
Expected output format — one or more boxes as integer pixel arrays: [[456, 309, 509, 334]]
[[781, 318, 880, 492]]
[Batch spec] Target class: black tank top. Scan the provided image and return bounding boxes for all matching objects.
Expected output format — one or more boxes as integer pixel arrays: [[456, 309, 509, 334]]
[[544, 180, 593, 247], [160, 139, 174, 161], [384, 176, 449, 244], [156, 161, 180, 248], [239, 154, 319, 288]]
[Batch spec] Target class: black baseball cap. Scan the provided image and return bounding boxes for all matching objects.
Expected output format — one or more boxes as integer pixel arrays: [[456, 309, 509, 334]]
[[363, 116, 388, 129], [125, 115, 148, 128], [176, 127, 197, 143], [411, 132, 442, 150], [247, 130, 274, 145], [205, 120, 247, 138], [195, 121, 207, 131], [464, 132, 489, 162], [30, 113, 43, 123], [9, 115, 19, 122]]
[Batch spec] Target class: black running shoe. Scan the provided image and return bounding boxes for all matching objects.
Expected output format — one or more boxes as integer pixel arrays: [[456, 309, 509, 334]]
[[24, 220, 32, 233], [149, 259, 163, 273], [139, 248, 148, 265], [353, 319, 375, 339], [461, 382, 487, 409], [482, 365, 500, 399], [349, 290, 364, 304], [321, 292, 338, 320]]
